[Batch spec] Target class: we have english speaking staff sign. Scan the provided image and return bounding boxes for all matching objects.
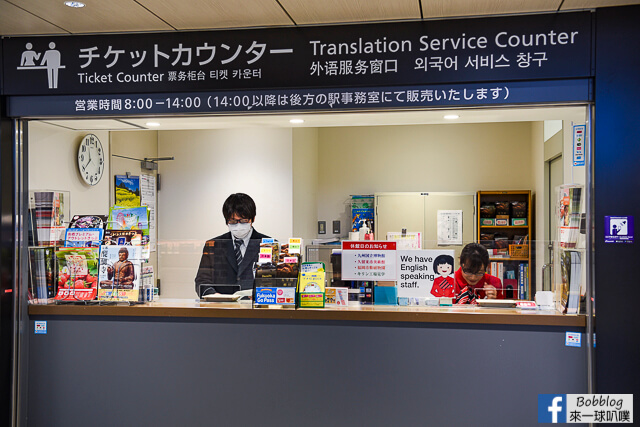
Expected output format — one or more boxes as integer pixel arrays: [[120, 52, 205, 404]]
[[1, 12, 592, 96]]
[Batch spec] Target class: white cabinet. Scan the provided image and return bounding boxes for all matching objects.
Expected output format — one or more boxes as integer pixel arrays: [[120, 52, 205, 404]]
[[374, 192, 476, 260]]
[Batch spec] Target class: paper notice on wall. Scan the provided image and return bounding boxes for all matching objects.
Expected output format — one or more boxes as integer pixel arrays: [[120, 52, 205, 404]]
[[140, 174, 156, 252], [437, 210, 463, 245], [386, 232, 422, 250]]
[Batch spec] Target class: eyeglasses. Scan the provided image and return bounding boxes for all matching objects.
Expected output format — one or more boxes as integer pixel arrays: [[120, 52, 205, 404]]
[[227, 218, 251, 225], [461, 267, 485, 277]]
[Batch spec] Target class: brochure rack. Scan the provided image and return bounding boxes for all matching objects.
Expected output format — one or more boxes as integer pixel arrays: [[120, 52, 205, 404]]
[[554, 184, 585, 314]]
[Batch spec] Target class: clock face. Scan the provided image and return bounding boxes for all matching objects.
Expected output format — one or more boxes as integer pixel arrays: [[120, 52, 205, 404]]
[[77, 134, 104, 186]]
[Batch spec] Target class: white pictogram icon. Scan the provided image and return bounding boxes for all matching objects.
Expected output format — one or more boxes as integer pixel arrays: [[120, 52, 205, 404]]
[[17, 42, 66, 89], [610, 218, 627, 236]]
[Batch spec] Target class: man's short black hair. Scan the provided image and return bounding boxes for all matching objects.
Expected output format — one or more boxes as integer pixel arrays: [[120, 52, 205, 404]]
[[118, 247, 129, 257], [459, 243, 490, 273], [222, 193, 256, 222]]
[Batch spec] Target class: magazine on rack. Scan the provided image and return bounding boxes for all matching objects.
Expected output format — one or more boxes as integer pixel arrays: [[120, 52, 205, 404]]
[[98, 245, 142, 302], [69, 215, 108, 230], [64, 228, 104, 247], [31, 191, 69, 246], [558, 250, 582, 314], [557, 185, 583, 248], [107, 206, 150, 259], [54, 247, 100, 301], [28, 246, 55, 301], [103, 229, 144, 246]]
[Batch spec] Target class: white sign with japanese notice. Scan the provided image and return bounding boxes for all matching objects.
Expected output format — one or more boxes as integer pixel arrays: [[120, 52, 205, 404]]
[[437, 210, 463, 245], [397, 249, 456, 298], [341, 241, 397, 281], [386, 232, 422, 250], [140, 173, 156, 252]]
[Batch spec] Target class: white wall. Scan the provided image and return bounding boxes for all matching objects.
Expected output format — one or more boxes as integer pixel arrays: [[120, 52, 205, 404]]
[[28, 122, 110, 217], [544, 120, 563, 142], [316, 122, 534, 239], [292, 128, 319, 241], [110, 130, 159, 275], [531, 121, 546, 292], [110, 130, 158, 202], [157, 128, 293, 298]]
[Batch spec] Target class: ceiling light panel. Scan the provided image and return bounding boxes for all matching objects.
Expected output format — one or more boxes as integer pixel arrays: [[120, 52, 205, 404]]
[[279, 0, 420, 25], [136, 0, 293, 30], [421, 0, 560, 18], [561, 0, 640, 9], [0, 2, 68, 35], [8, 0, 173, 33], [64, 1, 85, 8]]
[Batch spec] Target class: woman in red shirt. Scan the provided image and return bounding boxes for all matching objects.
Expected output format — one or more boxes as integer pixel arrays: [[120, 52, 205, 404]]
[[453, 243, 502, 304]]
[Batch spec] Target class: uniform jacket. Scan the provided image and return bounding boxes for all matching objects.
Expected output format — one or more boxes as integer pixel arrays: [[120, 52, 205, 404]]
[[194, 229, 270, 296]]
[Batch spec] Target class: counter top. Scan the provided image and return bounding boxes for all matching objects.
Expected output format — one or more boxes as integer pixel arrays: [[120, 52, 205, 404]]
[[28, 299, 586, 327]]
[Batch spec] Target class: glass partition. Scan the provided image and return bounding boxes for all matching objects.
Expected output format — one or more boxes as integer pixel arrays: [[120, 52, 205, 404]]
[[25, 235, 581, 310], [21, 105, 591, 314]]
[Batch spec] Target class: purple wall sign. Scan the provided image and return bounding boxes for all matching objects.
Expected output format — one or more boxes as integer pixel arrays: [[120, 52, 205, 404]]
[[604, 216, 634, 243]]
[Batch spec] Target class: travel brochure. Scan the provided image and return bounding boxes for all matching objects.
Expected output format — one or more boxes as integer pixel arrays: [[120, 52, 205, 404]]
[[54, 247, 100, 301], [98, 245, 143, 302]]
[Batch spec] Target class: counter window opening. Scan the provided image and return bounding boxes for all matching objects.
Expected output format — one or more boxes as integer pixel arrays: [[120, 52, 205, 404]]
[[20, 104, 591, 315]]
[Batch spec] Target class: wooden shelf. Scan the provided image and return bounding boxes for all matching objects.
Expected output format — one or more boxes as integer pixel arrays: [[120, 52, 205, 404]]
[[477, 190, 533, 300], [480, 225, 529, 229]]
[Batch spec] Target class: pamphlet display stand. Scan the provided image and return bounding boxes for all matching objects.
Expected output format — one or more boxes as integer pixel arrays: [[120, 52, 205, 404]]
[[554, 184, 585, 314]]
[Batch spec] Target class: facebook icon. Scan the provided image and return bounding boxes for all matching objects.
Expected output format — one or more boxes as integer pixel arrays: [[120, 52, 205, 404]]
[[538, 394, 567, 423]]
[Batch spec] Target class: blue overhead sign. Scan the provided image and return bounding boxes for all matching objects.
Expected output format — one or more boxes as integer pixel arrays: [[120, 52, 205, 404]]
[[7, 79, 592, 117], [1, 12, 593, 96]]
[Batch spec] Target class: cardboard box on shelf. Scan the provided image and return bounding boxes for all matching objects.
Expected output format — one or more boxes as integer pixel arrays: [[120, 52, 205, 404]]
[[495, 218, 509, 226], [481, 218, 496, 226]]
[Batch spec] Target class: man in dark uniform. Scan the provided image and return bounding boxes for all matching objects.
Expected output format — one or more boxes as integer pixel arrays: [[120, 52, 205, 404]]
[[195, 193, 270, 296]]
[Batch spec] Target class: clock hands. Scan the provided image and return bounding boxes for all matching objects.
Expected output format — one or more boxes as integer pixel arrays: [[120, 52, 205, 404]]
[[84, 146, 98, 169], [79, 136, 103, 185]]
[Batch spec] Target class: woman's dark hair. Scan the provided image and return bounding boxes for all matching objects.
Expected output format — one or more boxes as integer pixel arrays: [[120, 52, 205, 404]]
[[222, 193, 256, 222], [459, 243, 490, 273], [433, 254, 454, 272]]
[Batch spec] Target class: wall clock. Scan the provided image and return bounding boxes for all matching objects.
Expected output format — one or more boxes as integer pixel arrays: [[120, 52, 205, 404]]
[[77, 134, 104, 186]]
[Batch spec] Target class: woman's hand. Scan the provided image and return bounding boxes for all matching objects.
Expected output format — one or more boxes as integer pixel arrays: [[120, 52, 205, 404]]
[[484, 285, 497, 299]]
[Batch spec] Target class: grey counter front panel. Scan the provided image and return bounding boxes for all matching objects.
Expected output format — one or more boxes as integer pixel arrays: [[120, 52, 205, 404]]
[[27, 316, 587, 427]]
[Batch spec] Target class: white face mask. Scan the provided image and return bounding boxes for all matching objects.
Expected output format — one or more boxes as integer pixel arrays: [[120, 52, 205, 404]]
[[228, 222, 252, 239]]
